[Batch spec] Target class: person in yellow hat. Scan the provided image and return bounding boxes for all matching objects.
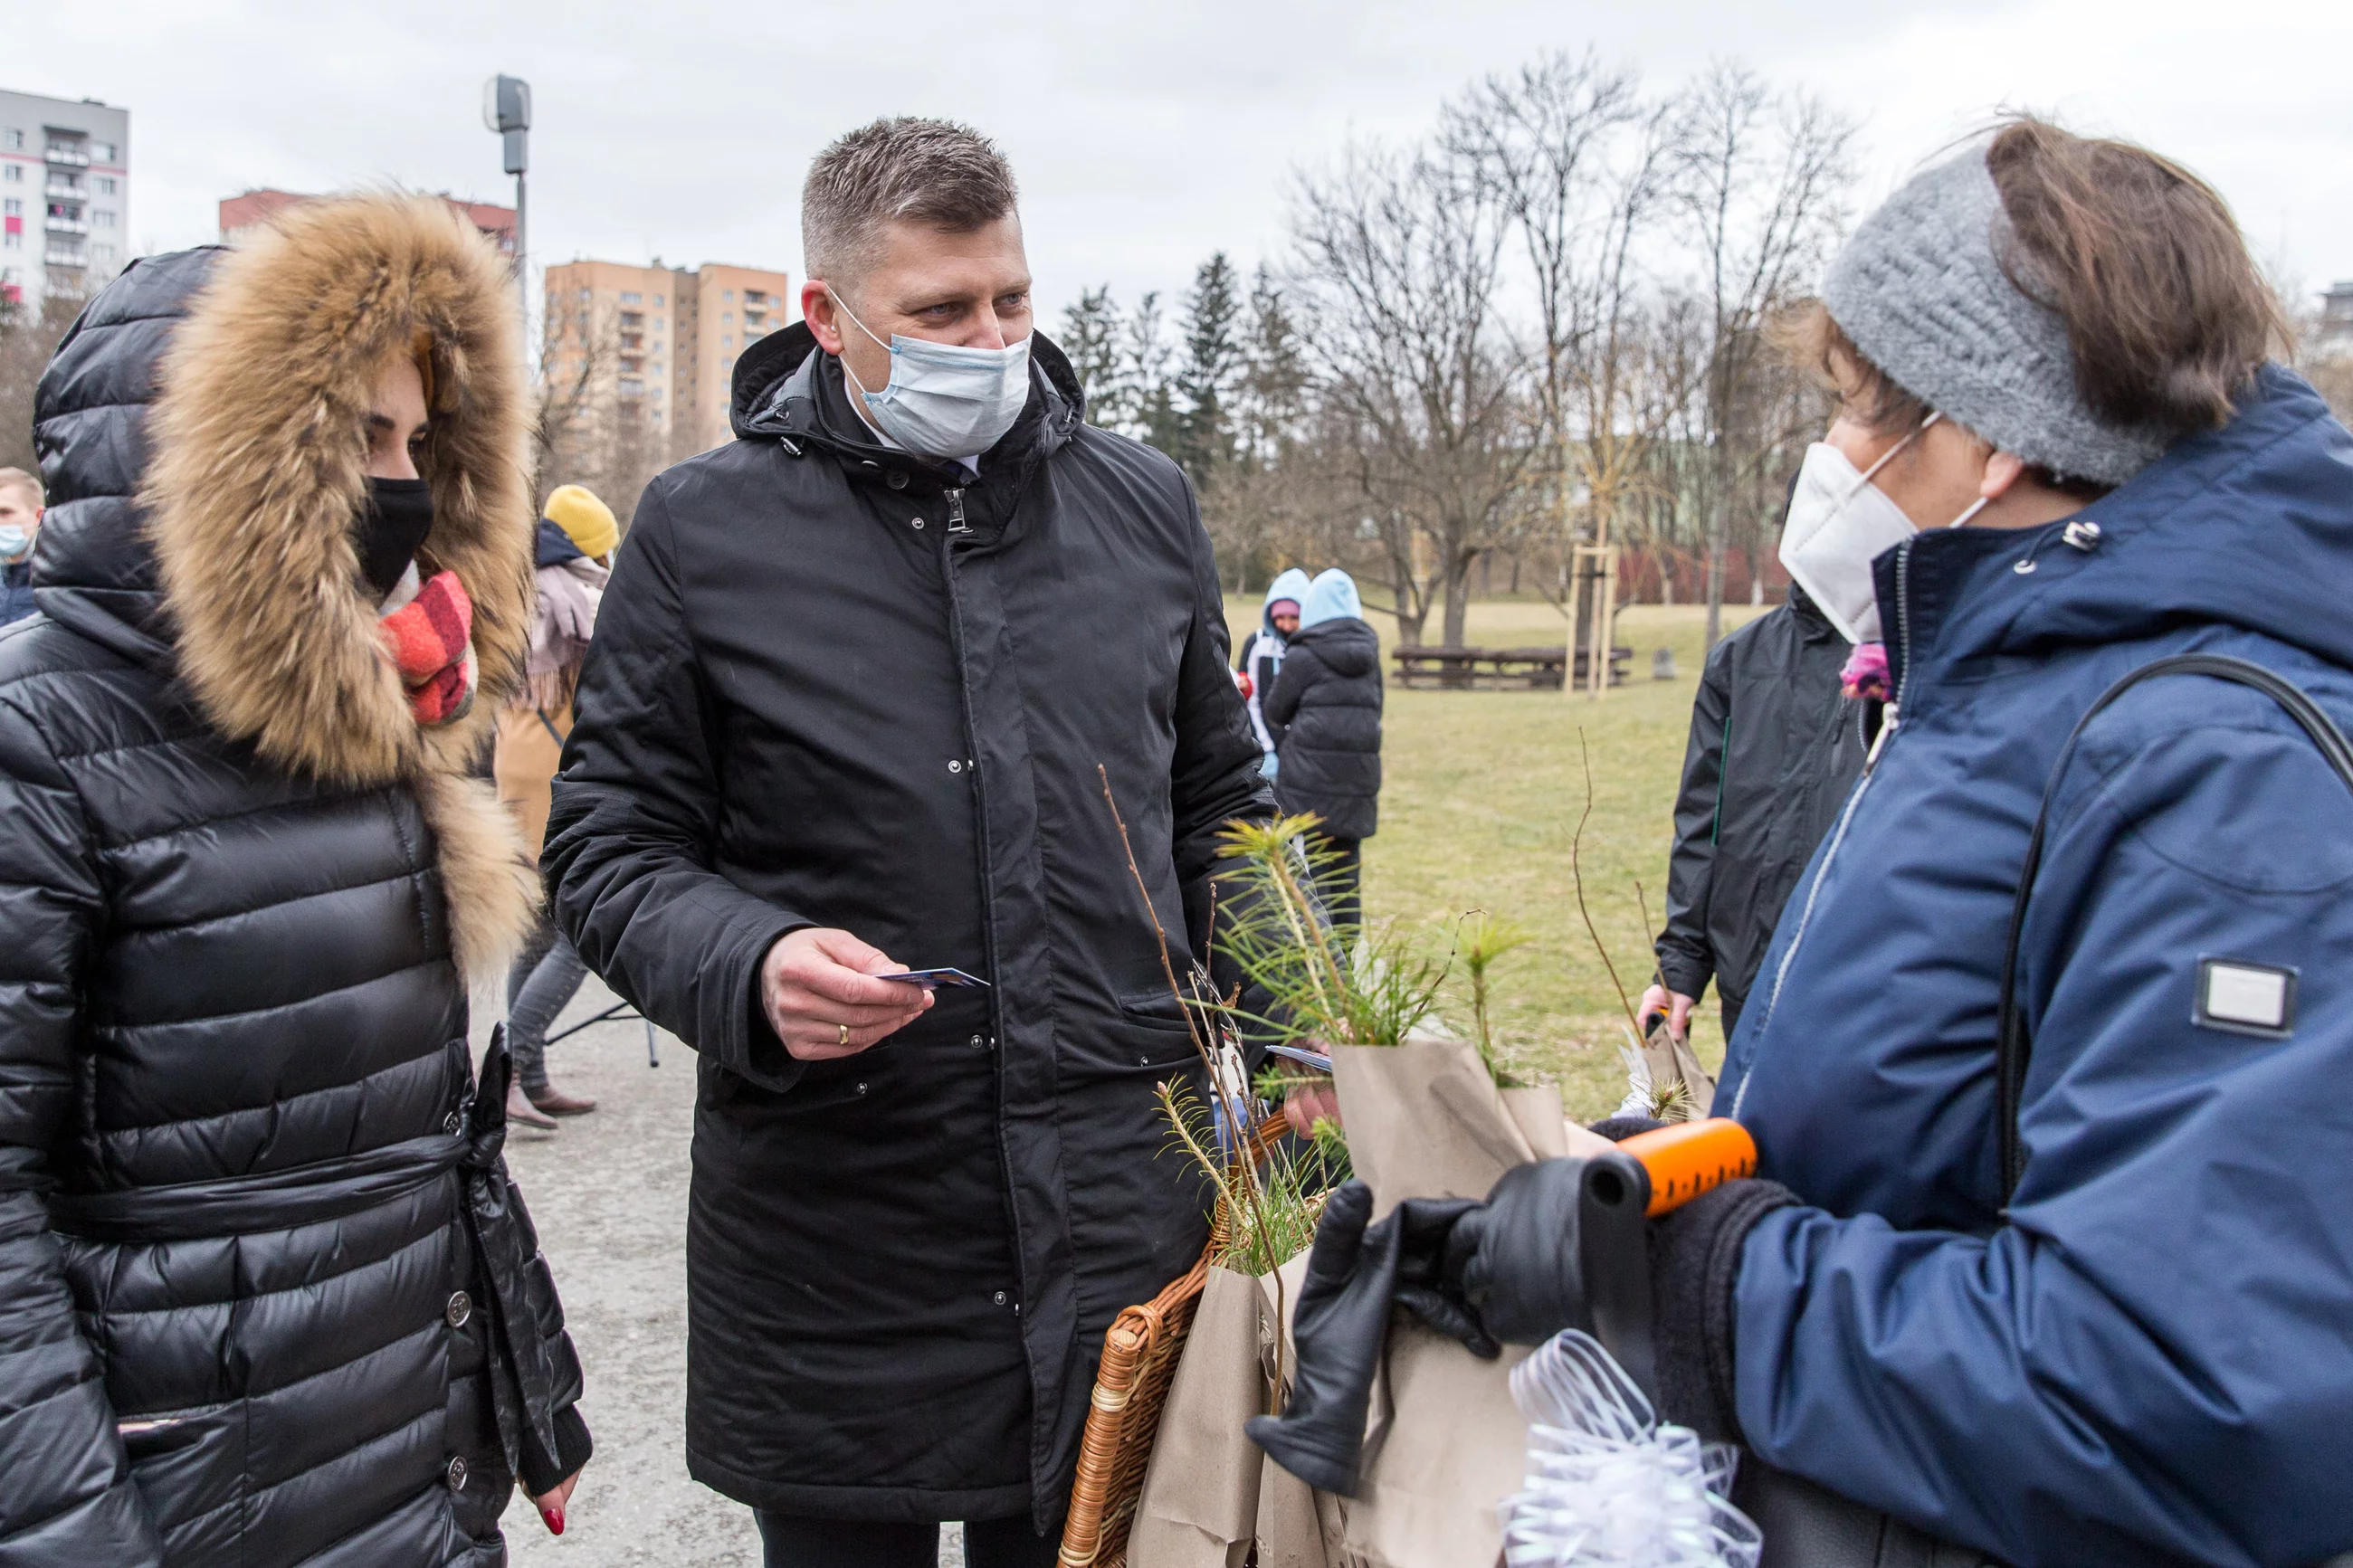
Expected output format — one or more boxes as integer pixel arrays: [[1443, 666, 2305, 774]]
[[494, 483, 617, 1126]]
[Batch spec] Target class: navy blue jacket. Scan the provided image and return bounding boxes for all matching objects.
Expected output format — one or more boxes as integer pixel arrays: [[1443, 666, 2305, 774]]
[[0, 560, 33, 625], [1719, 366, 2353, 1567]]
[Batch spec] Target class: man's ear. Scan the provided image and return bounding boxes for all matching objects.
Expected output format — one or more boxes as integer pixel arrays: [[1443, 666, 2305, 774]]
[[1982, 449, 2029, 499], [802, 280, 843, 356]]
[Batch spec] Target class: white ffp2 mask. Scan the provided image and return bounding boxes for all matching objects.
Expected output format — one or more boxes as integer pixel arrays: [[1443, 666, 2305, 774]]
[[831, 290, 1032, 461], [1778, 411, 1999, 643]]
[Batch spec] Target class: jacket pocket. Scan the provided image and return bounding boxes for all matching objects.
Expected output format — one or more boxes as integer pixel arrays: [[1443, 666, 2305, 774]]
[[1049, 993, 1205, 1079], [119, 1403, 240, 1534], [1118, 989, 1199, 1034]]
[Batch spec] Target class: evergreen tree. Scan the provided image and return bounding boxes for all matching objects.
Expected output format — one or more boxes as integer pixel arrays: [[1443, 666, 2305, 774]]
[[1059, 285, 1127, 428], [1240, 264, 1310, 463], [1126, 290, 1182, 455], [1172, 252, 1245, 487]]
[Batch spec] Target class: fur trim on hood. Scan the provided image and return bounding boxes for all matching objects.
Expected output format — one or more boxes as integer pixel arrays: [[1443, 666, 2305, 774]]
[[139, 194, 539, 974]]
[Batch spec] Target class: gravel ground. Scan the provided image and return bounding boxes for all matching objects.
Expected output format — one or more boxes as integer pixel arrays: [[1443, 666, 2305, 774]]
[[477, 978, 965, 1568]]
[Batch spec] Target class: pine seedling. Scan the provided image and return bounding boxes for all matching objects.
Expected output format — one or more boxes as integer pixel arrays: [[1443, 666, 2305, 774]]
[[1214, 813, 1451, 1053], [1455, 909, 1532, 1088]]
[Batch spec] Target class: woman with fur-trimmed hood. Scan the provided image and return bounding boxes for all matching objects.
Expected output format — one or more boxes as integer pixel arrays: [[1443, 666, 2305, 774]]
[[0, 196, 591, 1563]]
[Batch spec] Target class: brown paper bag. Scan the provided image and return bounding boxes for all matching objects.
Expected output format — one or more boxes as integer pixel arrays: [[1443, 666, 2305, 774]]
[[1344, 1325, 1532, 1568], [1253, 1254, 1339, 1568], [1499, 1082, 1567, 1160], [1637, 1019, 1719, 1118], [1129, 1267, 1268, 1568], [1332, 1035, 1536, 1218], [1324, 1035, 1549, 1568]]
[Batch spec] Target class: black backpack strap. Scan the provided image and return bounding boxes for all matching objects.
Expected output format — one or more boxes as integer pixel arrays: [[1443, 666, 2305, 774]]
[[1996, 653, 2353, 1202]]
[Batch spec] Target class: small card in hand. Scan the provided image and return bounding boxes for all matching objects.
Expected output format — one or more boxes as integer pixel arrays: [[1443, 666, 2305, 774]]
[[879, 967, 991, 990]]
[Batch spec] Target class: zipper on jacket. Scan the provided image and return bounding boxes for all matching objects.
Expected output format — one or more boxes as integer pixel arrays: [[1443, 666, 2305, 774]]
[[1859, 538, 1917, 777], [946, 487, 970, 535]]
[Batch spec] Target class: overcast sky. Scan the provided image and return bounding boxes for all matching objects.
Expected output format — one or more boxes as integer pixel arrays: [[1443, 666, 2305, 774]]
[[12, 0, 2350, 324]]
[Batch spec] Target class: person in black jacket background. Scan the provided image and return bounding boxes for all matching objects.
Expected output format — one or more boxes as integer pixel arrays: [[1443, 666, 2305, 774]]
[[1265, 567, 1383, 931], [1641, 579, 1870, 1045], [543, 119, 1271, 1566], [0, 197, 588, 1565]]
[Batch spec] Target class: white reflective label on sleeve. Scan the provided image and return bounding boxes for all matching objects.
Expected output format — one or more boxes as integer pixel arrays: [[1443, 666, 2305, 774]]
[[2196, 958, 2296, 1038]]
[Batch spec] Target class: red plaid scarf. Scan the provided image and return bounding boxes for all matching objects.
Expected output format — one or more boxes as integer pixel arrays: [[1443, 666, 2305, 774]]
[[376, 569, 476, 726]]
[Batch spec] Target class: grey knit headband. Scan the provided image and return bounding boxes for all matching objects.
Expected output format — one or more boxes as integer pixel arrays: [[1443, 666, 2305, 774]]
[[1820, 148, 2164, 487]]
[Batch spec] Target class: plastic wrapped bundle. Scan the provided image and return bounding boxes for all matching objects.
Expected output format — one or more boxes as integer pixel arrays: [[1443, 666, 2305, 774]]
[[1499, 1331, 1761, 1568]]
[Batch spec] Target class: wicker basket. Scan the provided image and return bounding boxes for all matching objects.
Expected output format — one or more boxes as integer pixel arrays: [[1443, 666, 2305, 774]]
[[1058, 1117, 1288, 1568]]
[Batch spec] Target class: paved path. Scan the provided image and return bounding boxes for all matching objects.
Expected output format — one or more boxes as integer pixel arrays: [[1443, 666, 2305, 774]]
[[479, 979, 967, 1567]]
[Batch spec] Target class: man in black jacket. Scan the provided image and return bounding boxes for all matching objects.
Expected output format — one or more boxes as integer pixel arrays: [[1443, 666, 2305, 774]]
[[1644, 582, 1871, 1044], [543, 118, 1272, 1566]]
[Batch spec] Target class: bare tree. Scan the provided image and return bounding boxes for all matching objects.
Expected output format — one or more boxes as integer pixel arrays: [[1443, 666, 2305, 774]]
[[1447, 60, 1658, 591], [1671, 63, 1855, 650], [0, 290, 88, 472], [536, 280, 678, 527], [1289, 141, 1534, 645]]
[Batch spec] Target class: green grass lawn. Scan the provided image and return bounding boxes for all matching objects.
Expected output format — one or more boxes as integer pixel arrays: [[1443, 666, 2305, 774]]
[[1225, 595, 1766, 1121]]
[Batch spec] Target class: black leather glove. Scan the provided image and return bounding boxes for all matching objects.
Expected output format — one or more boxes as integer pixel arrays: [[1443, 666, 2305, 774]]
[[1406, 1151, 1660, 1395], [1245, 1182, 1486, 1497], [1251, 1150, 1692, 1494]]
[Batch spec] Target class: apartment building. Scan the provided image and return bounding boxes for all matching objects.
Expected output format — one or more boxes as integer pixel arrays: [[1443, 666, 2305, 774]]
[[0, 89, 130, 316], [544, 257, 794, 455], [219, 189, 517, 256]]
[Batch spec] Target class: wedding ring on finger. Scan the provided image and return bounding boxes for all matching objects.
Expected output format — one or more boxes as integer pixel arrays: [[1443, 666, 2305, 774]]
[[837, 1023, 850, 1048]]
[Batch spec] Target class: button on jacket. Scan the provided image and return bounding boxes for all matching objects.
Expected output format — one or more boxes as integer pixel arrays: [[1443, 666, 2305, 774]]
[[0, 204, 587, 1567], [543, 323, 1272, 1526]]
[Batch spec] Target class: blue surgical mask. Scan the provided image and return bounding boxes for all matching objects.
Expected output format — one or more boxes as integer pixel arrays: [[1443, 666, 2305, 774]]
[[830, 290, 1032, 461], [0, 526, 29, 564]]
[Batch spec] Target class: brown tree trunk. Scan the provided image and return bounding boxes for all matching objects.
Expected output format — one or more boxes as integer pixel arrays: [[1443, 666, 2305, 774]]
[[1443, 565, 1472, 648]]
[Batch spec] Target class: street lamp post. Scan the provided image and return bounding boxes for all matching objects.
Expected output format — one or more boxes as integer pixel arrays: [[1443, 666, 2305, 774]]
[[481, 75, 531, 309]]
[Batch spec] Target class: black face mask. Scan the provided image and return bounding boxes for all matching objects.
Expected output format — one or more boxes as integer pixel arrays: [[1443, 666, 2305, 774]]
[[356, 477, 434, 600]]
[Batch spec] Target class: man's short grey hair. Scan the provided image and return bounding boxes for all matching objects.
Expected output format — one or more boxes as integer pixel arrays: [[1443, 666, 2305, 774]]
[[0, 467, 41, 508], [802, 118, 1019, 293]]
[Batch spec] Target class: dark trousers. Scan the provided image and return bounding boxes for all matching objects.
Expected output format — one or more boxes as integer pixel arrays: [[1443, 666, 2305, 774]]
[[754, 1512, 1059, 1568], [505, 917, 588, 1092], [1312, 832, 1363, 933]]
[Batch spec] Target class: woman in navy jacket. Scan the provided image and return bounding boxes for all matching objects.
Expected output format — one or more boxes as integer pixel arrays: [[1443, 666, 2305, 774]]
[[1308, 119, 2353, 1567]]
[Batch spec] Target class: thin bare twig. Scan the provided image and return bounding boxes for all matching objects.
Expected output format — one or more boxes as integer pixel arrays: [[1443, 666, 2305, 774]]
[[1098, 766, 1282, 1383], [1572, 729, 1643, 1039]]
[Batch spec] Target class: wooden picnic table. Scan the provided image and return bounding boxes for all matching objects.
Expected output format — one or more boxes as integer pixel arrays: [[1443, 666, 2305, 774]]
[[1391, 643, 1632, 690]]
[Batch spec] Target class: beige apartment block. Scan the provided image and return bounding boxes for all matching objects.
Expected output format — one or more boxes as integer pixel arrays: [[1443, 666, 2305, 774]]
[[545, 257, 794, 458], [688, 264, 794, 450]]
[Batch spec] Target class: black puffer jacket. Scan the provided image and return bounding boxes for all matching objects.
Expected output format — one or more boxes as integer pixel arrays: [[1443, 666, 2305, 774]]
[[1265, 616, 1383, 840], [0, 209, 586, 1567], [544, 325, 1272, 1527], [1654, 584, 1870, 1035]]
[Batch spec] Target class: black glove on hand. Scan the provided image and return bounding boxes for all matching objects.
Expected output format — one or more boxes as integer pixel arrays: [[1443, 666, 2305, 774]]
[[1245, 1182, 1484, 1497], [1405, 1151, 1660, 1395], [1392, 1195, 1499, 1359]]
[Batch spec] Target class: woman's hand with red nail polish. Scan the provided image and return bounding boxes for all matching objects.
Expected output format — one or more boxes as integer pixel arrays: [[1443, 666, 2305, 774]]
[[529, 1470, 579, 1535]]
